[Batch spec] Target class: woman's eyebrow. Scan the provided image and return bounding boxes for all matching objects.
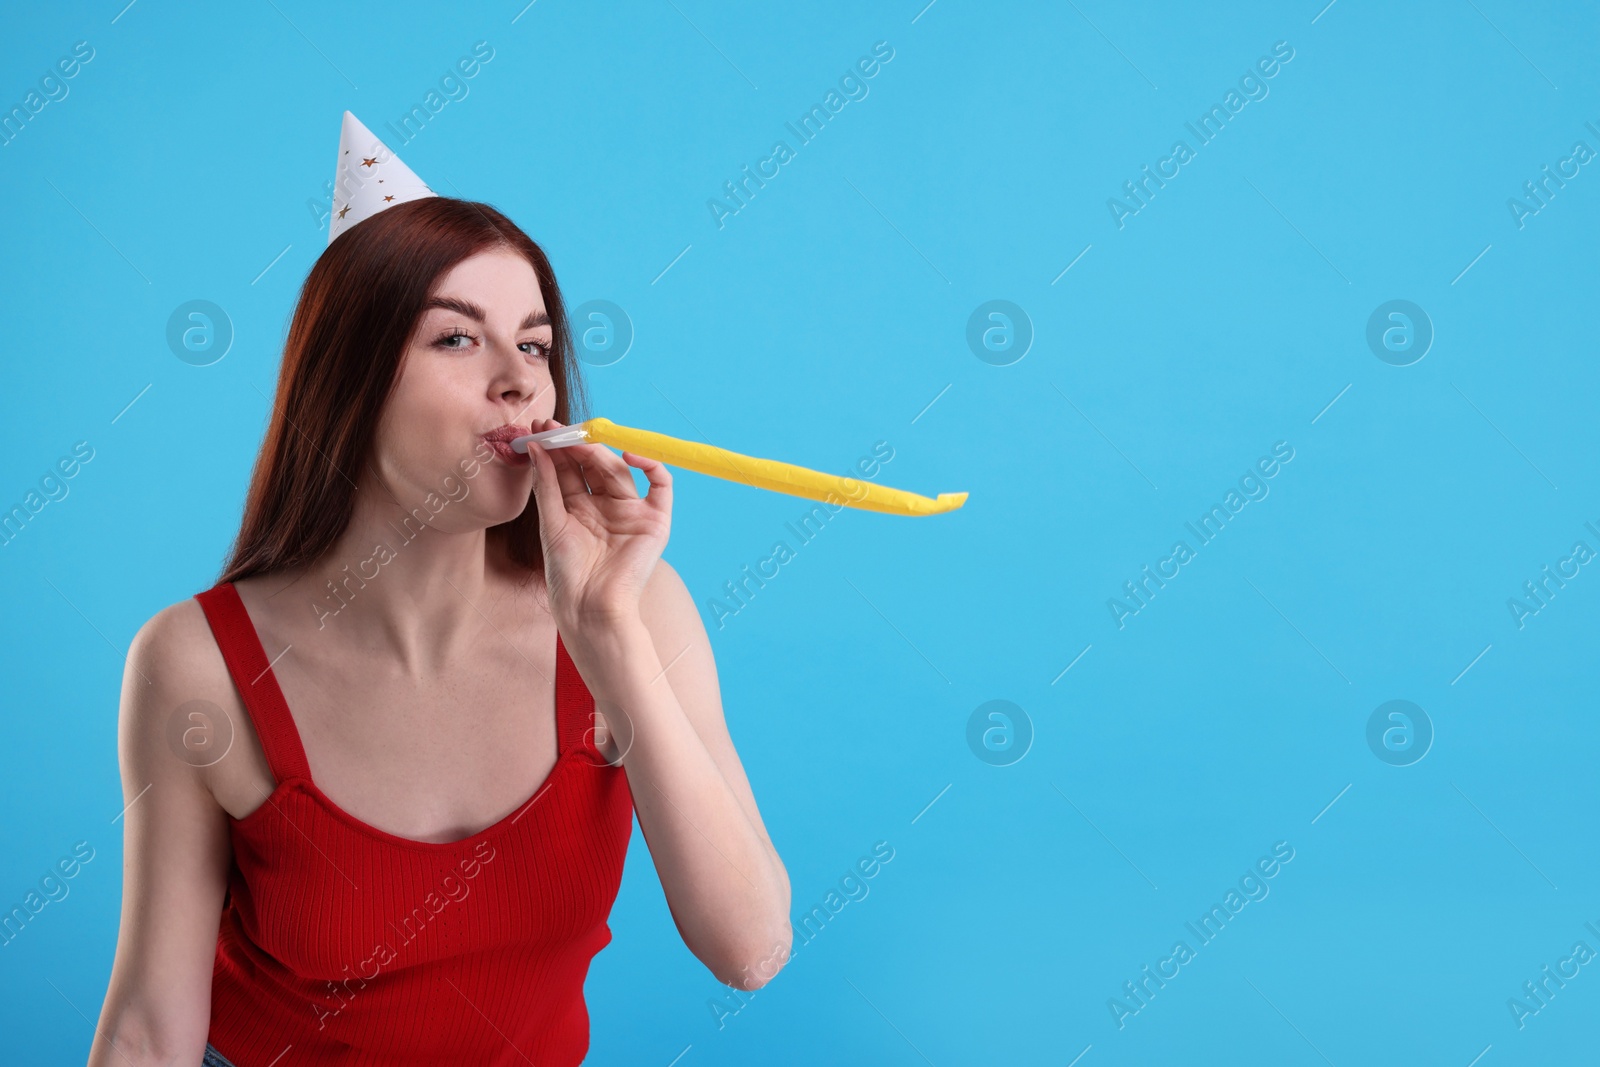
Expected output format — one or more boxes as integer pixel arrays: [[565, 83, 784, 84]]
[[424, 296, 550, 329]]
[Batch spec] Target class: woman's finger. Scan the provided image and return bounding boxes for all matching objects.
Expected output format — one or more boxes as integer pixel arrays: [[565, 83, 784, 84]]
[[624, 451, 672, 516], [525, 422, 569, 533], [543, 418, 641, 501], [539, 420, 596, 502], [576, 441, 644, 501]]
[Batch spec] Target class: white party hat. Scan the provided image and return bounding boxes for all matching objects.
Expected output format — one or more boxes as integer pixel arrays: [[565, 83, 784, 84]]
[[328, 110, 436, 245]]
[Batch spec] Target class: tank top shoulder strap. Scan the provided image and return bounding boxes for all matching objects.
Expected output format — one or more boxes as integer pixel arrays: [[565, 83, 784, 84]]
[[554, 630, 599, 756], [193, 581, 314, 785]]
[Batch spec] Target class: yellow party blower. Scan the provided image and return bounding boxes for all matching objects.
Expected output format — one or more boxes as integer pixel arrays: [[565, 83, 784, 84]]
[[511, 417, 966, 517]]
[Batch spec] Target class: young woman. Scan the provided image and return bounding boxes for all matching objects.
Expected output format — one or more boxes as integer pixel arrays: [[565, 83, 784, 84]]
[[89, 197, 791, 1066]]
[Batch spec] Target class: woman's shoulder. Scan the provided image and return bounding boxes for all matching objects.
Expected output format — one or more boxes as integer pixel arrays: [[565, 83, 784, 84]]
[[124, 587, 250, 760], [637, 557, 698, 638], [123, 587, 274, 815], [127, 588, 232, 690]]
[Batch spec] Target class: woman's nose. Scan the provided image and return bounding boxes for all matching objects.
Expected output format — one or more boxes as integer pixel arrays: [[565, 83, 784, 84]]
[[495, 341, 544, 397]]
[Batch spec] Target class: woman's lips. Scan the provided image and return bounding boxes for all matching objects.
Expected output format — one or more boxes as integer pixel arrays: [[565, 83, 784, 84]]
[[481, 425, 532, 466], [485, 439, 530, 465]]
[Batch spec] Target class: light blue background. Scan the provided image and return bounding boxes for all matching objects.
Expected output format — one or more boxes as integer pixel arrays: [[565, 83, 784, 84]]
[[3, 0, 1598, 1063]]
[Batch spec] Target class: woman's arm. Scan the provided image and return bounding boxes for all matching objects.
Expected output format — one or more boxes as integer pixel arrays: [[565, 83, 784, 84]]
[[566, 559, 792, 991], [521, 421, 791, 990], [89, 600, 236, 1066]]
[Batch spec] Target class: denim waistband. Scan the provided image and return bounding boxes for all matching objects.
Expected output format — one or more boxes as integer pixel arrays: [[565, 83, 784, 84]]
[[202, 1043, 239, 1067]]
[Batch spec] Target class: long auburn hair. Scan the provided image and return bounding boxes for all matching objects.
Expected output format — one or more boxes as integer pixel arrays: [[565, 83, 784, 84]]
[[216, 196, 588, 586]]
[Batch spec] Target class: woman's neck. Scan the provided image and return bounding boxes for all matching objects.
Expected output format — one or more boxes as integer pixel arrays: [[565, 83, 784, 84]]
[[259, 512, 542, 678]]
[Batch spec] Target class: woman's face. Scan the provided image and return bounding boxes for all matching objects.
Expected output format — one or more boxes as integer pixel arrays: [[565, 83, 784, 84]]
[[372, 247, 555, 532]]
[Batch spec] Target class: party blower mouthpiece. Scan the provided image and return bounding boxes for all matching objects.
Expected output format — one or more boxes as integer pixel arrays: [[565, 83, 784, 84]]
[[511, 418, 967, 517]]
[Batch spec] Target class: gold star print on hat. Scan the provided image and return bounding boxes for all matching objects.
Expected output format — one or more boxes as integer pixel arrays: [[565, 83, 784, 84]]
[[328, 110, 436, 245]]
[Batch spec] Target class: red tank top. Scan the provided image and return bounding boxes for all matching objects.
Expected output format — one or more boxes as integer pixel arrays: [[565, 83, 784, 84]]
[[194, 580, 634, 1066]]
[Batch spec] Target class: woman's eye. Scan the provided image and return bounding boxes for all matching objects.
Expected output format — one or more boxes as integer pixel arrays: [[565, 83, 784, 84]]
[[433, 330, 547, 357]]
